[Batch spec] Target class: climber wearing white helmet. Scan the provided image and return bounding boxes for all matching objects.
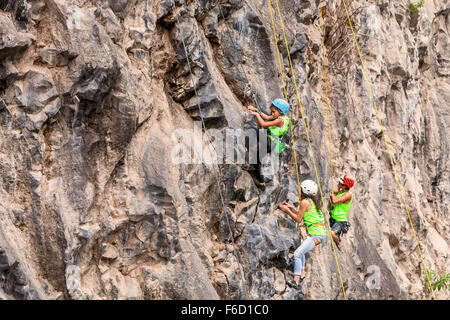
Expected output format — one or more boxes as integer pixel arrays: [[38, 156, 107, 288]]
[[278, 179, 327, 293]]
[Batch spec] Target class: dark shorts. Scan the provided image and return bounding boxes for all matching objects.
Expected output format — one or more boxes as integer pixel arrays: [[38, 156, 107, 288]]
[[330, 218, 351, 237], [244, 127, 273, 156], [244, 127, 273, 183]]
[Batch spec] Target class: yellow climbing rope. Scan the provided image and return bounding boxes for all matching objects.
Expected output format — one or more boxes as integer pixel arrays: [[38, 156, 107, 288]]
[[268, 0, 302, 203], [319, 5, 334, 179], [341, 0, 435, 299], [268, 0, 347, 300]]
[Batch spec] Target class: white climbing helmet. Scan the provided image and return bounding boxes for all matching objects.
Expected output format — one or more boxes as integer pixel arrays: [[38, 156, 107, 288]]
[[301, 179, 318, 196]]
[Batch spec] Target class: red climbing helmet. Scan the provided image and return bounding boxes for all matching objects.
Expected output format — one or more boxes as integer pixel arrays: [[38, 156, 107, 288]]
[[339, 174, 354, 189]]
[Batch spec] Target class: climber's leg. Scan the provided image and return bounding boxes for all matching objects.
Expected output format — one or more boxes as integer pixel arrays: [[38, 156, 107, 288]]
[[245, 127, 265, 187], [254, 162, 265, 187], [330, 219, 343, 248], [293, 236, 316, 284], [255, 129, 275, 188]]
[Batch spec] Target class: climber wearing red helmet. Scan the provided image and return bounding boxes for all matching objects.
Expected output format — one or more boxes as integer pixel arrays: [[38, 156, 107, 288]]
[[329, 174, 354, 248]]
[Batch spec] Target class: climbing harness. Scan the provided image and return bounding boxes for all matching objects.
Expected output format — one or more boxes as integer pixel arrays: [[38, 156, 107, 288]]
[[341, 0, 435, 299], [268, 114, 290, 153], [269, 0, 348, 299], [311, 222, 325, 227], [268, 133, 286, 154], [175, 12, 250, 300]]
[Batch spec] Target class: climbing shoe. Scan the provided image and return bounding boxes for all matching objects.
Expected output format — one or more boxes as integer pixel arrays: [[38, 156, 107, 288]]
[[333, 240, 342, 251], [287, 279, 303, 290], [287, 280, 298, 290], [287, 279, 304, 299]]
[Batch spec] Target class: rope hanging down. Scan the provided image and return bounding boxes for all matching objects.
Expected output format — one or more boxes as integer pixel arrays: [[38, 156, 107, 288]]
[[319, 5, 334, 180], [267, 1, 302, 203], [341, 0, 435, 299], [268, 0, 347, 299], [175, 12, 250, 300]]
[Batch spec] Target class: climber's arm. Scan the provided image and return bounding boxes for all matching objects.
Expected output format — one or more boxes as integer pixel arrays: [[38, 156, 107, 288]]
[[286, 203, 297, 211], [331, 191, 352, 204], [260, 112, 274, 120], [295, 199, 311, 221], [279, 202, 301, 223], [248, 105, 274, 120], [251, 112, 283, 128]]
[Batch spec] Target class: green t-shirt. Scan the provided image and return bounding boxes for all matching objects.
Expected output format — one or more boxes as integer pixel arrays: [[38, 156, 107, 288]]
[[331, 191, 352, 222], [303, 199, 326, 236]]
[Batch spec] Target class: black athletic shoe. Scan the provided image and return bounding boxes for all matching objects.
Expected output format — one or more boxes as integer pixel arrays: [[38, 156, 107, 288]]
[[287, 280, 299, 290], [287, 280, 304, 299]]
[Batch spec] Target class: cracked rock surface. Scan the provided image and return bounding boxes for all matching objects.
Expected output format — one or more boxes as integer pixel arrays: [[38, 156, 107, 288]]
[[0, 0, 448, 300]]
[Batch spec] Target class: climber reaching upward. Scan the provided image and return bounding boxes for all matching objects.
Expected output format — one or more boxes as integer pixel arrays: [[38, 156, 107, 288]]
[[246, 98, 290, 188], [278, 180, 326, 294], [329, 174, 354, 248], [247, 98, 290, 153]]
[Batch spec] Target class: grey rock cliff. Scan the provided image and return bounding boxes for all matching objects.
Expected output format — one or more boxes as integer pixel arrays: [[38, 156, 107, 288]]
[[0, 0, 448, 300]]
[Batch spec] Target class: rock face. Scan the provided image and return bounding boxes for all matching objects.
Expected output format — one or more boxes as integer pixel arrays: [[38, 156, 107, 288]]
[[0, 0, 448, 300]]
